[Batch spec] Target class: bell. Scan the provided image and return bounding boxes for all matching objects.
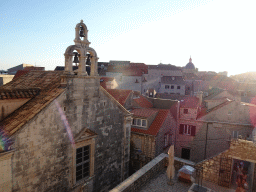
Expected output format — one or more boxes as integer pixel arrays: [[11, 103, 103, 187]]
[[86, 54, 91, 65], [79, 25, 85, 37], [73, 52, 79, 64]]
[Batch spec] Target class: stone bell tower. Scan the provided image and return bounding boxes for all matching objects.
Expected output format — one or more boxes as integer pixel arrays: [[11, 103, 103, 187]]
[[64, 20, 98, 76]]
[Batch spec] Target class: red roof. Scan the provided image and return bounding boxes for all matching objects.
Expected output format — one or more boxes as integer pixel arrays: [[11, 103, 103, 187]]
[[107, 63, 148, 76], [131, 108, 158, 118], [133, 95, 153, 108], [13, 70, 29, 79], [105, 89, 132, 106], [131, 109, 169, 136], [14, 67, 45, 79], [180, 96, 199, 109], [100, 77, 114, 89]]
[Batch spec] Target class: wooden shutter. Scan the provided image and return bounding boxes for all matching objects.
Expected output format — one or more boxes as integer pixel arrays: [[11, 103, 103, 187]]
[[191, 126, 196, 136], [179, 124, 184, 134]]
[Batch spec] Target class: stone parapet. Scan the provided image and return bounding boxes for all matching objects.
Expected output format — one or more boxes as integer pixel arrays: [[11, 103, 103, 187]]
[[110, 153, 168, 192]]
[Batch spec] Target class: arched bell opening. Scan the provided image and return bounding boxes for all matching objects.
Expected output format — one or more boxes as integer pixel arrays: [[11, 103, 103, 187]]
[[87, 47, 98, 76], [85, 52, 92, 75], [64, 45, 87, 76], [74, 20, 89, 45]]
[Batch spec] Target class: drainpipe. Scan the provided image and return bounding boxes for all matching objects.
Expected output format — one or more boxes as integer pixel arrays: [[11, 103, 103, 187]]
[[122, 116, 127, 181], [175, 101, 180, 153], [204, 122, 209, 160]]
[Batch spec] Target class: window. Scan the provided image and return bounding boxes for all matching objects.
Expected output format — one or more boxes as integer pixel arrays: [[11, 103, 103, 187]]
[[183, 125, 191, 135], [133, 118, 147, 127], [179, 124, 196, 136], [183, 109, 189, 114], [76, 146, 90, 182], [142, 119, 147, 127], [171, 85, 174, 89], [72, 129, 96, 185], [233, 131, 239, 138], [137, 119, 141, 126], [165, 85, 169, 89], [177, 86, 180, 89], [164, 133, 172, 148]]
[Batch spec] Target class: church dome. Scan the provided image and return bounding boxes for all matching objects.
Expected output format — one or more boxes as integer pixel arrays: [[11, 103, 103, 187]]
[[185, 57, 195, 70]]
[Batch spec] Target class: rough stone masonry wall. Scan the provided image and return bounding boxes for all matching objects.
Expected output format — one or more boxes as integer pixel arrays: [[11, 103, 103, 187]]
[[10, 76, 130, 192], [0, 151, 13, 192], [64, 76, 130, 192], [155, 113, 176, 156], [11, 92, 72, 192], [196, 139, 256, 187]]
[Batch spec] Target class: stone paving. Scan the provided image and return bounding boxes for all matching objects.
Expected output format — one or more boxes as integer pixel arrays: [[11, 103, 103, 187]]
[[139, 169, 191, 192], [139, 169, 236, 192]]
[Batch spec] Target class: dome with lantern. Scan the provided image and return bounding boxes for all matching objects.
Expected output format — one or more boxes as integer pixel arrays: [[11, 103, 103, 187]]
[[185, 57, 195, 70]]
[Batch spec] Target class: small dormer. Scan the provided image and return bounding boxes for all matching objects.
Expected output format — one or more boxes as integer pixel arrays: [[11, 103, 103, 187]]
[[131, 108, 158, 129], [0, 88, 40, 121]]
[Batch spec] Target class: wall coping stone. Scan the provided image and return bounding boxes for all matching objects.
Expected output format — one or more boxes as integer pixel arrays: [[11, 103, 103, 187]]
[[110, 153, 168, 192]]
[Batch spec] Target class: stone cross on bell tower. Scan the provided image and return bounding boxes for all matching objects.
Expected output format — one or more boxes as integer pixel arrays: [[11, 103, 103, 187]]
[[64, 20, 98, 76]]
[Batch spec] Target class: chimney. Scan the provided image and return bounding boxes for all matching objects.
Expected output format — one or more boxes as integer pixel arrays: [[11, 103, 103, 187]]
[[196, 91, 203, 106]]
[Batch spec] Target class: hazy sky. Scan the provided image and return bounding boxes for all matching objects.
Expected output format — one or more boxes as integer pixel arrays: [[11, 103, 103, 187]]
[[1, 0, 255, 76]]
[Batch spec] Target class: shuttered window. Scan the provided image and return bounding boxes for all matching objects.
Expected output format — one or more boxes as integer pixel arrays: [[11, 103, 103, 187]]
[[179, 124, 196, 136]]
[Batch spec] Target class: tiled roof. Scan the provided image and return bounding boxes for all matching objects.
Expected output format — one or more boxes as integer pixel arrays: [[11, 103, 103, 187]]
[[131, 109, 169, 136], [13, 70, 29, 79], [131, 108, 158, 118], [0, 71, 65, 136], [0, 88, 40, 99], [106, 63, 148, 76], [100, 77, 114, 89], [183, 73, 200, 80], [105, 89, 132, 106], [180, 96, 199, 109], [148, 64, 181, 70], [133, 95, 153, 108], [14, 67, 45, 79]]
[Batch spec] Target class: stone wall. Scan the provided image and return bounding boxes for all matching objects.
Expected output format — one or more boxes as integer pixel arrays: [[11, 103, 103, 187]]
[[196, 139, 256, 189], [0, 99, 30, 121], [130, 133, 156, 164], [159, 84, 185, 95], [176, 120, 253, 162], [0, 151, 13, 192], [110, 153, 168, 192], [10, 76, 131, 192], [155, 112, 176, 156], [0, 75, 14, 86]]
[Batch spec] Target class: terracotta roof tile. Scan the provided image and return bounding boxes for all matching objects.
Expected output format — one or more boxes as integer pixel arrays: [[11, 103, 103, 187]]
[[133, 96, 153, 108], [180, 96, 199, 109], [0, 71, 65, 136], [105, 89, 132, 106], [131, 108, 158, 118], [100, 77, 114, 89], [131, 109, 169, 136], [107, 63, 148, 76], [0, 88, 40, 100]]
